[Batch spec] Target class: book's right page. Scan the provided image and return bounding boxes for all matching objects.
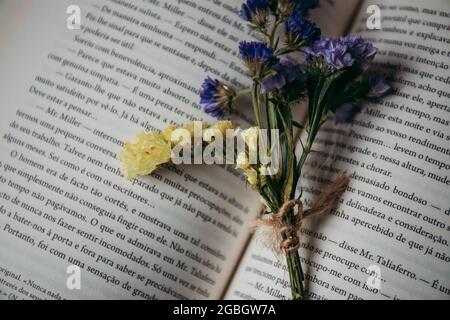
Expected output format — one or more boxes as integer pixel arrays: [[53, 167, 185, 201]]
[[226, 0, 450, 300]]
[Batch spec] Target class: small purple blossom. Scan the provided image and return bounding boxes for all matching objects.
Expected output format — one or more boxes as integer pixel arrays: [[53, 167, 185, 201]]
[[334, 103, 360, 124], [285, 11, 321, 44], [239, 0, 270, 24], [306, 36, 378, 72], [364, 74, 390, 98], [262, 59, 306, 92], [306, 38, 354, 71], [239, 41, 279, 77], [341, 35, 378, 70], [239, 41, 276, 64], [200, 77, 235, 119]]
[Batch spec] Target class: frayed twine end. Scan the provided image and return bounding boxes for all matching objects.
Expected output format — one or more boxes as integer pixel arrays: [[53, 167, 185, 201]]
[[251, 175, 350, 254]]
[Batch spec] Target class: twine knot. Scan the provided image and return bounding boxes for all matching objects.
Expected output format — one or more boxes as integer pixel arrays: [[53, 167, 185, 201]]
[[252, 176, 349, 254]]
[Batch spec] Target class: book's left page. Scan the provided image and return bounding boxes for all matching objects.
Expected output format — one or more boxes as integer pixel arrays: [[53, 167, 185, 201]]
[[0, 0, 262, 300]]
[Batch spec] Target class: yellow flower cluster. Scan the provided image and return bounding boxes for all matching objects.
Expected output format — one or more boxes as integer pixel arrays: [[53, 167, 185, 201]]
[[119, 121, 234, 180], [235, 127, 260, 189], [119, 121, 268, 189], [211, 121, 234, 136], [119, 131, 172, 180]]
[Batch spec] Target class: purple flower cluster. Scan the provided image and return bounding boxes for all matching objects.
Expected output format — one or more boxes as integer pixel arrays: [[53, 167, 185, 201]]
[[285, 11, 321, 44], [306, 35, 378, 72], [239, 41, 276, 64], [239, 0, 270, 22], [239, 41, 279, 77], [306, 38, 353, 71], [200, 77, 235, 119], [341, 35, 378, 70], [199, 0, 387, 124], [262, 59, 306, 93]]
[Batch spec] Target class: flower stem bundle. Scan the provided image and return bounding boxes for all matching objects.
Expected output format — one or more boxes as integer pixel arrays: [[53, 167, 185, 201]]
[[119, 0, 390, 300]]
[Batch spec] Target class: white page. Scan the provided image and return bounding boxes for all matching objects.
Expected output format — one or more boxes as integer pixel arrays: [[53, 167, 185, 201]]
[[227, 0, 450, 300], [0, 0, 263, 300]]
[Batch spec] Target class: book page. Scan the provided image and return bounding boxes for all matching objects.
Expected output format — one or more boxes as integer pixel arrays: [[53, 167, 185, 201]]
[[310, 0, 362, 37], [0, 0, 264, 300], [226, 0, 450, 300]]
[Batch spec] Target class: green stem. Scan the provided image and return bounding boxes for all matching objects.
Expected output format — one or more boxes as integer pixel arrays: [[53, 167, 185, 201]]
[[266, 93, 277, 136], [282, 104, 327, 300], [284, 85, 334, 299], [252, 82, 263, 128], [293, 116, 320, 196], [293, 120, 305, 129], [275, 45, 306, 57], [268, 19, 282, 48], [235, 87, 252, 98], [284, 118, 324, 300], [278, 207, 305, 300], [294, 78, 331, 190], [286, 249, 305, 300]]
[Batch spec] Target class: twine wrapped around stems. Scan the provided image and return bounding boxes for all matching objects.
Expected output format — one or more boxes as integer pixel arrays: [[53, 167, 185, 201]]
[[252, 176, 350, 254]]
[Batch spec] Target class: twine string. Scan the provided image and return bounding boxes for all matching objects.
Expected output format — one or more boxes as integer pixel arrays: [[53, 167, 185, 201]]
[[252, 176, 350, 254]]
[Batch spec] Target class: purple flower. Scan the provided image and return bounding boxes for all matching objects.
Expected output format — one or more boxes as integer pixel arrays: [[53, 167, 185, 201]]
[[334, 103, 360, 124], [341, 35, 378, 70], [239, 41, 276, 64], [306, 36, 378, 72], [364, 74, 390, 98], [306, 38, 354, 71], [262, 59, 306, 92], [239, 0, 270, 26], [239, 41, 279, 78], [200, 77, 235, 119], [285, 11, 321, 44]]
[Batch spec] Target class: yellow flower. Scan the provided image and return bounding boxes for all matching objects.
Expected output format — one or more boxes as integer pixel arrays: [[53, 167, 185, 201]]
[[210, 120, 234, 137], [259, 165, 267, 175], [161, 124, 177, 144], [119, 131, 171, 180], [243, 168, 259, 188], [236, 152, 249, 170]]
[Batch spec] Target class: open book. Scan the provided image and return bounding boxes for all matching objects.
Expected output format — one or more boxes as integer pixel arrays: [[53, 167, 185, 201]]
[[0, 0, 448, 300]]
